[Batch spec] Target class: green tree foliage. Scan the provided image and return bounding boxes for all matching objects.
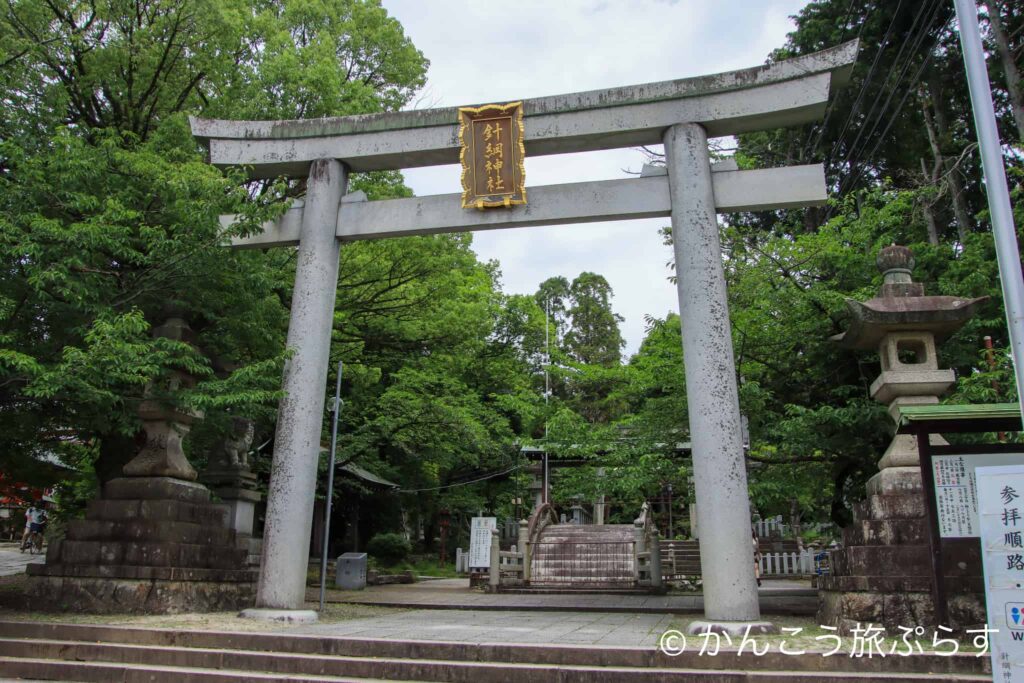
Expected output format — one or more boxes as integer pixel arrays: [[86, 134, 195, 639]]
[[557, 1, 1024, 528], [0, 0, 432, 502]]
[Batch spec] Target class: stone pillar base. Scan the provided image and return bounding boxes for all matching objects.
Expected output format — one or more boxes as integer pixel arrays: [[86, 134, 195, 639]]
[[27, 476, 257, 614], [27, 574, 255, 614], [685, 620, 778, 636], [817, 489, 985, 633]]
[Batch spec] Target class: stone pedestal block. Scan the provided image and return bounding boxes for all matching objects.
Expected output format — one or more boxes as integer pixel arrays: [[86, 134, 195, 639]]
[[215, 488, 261, 537], [865, 466, 923, 496], [27, 476, 257, 614], [818, 490, 984, 633]]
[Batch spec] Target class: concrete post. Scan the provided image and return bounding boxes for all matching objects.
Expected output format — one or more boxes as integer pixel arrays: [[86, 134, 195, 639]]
[[650, 529, 663, 591], [488, 529, 500, 590], [518, 519, 530, 582], [256, 159, 347, 610], [664, 123, 761, 623]]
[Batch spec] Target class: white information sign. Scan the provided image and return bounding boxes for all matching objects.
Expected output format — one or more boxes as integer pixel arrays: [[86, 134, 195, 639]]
[[469, 517, 496, 570], [934, 453, 1024, 538], [978, 465, 1024, 683]]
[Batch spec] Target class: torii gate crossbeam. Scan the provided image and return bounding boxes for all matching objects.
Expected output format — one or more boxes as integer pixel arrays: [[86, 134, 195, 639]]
[[191, 40, 857, 627]]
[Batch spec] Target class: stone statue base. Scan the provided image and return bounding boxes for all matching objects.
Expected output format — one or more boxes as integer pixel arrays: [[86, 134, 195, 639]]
[[27, 476, 257, 614]]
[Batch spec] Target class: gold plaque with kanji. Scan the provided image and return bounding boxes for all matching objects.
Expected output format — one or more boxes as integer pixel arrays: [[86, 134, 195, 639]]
[[459, 101, 526, 209]]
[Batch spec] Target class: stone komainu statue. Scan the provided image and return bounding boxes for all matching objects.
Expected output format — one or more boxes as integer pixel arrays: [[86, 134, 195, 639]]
[[222, 416, 255, 470]]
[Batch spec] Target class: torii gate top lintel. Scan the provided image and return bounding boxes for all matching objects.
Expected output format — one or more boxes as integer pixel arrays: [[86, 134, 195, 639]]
[[190, 40, 858, 178]]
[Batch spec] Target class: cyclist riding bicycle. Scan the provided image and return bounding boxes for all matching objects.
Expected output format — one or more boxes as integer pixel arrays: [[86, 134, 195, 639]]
[[20, 501, 47, 553]]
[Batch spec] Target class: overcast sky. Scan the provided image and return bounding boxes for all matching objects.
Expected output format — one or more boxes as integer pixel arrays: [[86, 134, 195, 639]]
[[380, 0, 811, 357]]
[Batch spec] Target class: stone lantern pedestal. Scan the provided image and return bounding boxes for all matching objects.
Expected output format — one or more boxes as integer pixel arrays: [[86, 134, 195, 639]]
[[27, 317, 258, 613], [201, 416, 263, 564], [817, 246, 988, 632]]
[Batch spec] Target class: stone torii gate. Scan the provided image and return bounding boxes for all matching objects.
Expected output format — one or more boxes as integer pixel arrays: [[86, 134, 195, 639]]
[[191, 40, 857, 626]]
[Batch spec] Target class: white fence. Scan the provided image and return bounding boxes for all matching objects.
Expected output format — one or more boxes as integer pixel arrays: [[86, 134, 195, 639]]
[[753, 515, 788, 538], [759, 549, 814, 576]]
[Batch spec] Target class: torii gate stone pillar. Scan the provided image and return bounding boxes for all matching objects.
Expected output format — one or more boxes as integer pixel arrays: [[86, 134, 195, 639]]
[[191, 40, 858, 625], [665, 123, 759, 624], [258, 159, 347, 611]]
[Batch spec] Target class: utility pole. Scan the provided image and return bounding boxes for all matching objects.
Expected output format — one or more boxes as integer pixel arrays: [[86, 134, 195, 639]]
[[953, 0, 1024, 423], [318, 361, 343, 611]]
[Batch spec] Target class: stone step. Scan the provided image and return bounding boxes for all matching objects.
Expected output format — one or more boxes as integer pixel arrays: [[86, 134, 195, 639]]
[[87, 498, 230, 527], [498, 587, 652, 595], [0, 620, 991, 678], [0, 656, 392, 682], [842, 519, 928, 546], [25, 562, 259, 582], [65, 518, 245, 547], [852, 494, 925, 522], [54, 539, 247, 568], [816, 574, 984, 594], [827, 542, 981, 579], [0, 640, 992, 682]]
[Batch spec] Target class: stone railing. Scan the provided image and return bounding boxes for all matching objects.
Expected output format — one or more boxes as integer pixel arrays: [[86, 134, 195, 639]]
[[633, 502, 663, 590], [487, 529, 526, 591]]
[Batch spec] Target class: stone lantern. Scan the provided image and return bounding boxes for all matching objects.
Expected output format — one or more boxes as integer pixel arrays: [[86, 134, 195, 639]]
[[28, 314, 258, 613], [833, 245, 986, 493], [819, 245, 988, 632]]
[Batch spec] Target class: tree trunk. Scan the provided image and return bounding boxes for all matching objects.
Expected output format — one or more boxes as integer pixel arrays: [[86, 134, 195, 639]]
[[922, 80, 973, 242], [920, 158, 941, 245], [986, 0, 1024, 144]]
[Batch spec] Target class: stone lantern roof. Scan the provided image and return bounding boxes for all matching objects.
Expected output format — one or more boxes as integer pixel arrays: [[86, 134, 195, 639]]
[[831, 245, 987, 350]]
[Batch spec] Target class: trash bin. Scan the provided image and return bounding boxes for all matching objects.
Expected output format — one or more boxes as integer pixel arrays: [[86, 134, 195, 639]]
[[335, 552, 367, 590]]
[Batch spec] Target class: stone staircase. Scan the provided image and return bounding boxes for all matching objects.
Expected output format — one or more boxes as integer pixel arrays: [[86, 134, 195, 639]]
[[0, 619, 991, 682], [530, 524, 636, 588]]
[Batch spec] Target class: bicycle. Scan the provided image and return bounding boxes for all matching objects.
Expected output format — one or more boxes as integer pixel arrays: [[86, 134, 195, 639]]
[[21, 528, 44, 555]]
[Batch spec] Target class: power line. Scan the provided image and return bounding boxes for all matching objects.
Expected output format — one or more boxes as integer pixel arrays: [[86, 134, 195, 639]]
[[398, 463, 522, 493], [839, 26, 945, 197], [835, 2, 948, 200], [836, 0, 941, 174], [826, 0, 906, 164], [803, 0, 878, 160]]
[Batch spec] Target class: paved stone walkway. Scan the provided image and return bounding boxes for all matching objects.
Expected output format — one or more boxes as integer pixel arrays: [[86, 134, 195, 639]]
[[297, 607, 674, 646], [0, 542, 43, 577], [310, 577, 817, 615]]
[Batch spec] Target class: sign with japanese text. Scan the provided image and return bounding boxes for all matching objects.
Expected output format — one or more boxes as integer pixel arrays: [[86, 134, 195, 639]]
[[934, 453, 1024, 538], [978, 464, 1024, 683], [459, 102, 526, 209], [468, 516, 497, 569]]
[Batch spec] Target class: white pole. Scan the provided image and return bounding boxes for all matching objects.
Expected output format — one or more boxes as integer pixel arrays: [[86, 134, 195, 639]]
[[954, 0, 1024, 420], [319, 361, 343, 611]]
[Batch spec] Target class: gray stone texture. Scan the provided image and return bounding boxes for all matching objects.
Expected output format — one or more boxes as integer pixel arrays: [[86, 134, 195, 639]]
[[27, 476, 256, 613], [665, 122, 760, 622], [255, 158, 347, 610], [229, 166, 827, 249], [191, 41, 858, 177]]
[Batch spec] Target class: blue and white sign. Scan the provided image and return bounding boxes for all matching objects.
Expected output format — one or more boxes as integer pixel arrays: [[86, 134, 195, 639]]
[[978, 465, 1024, 682]]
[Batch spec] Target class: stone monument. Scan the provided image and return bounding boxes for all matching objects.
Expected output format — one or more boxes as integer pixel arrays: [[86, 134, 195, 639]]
[[27, 315, 258, 613], [818, 245, 988, 631]]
